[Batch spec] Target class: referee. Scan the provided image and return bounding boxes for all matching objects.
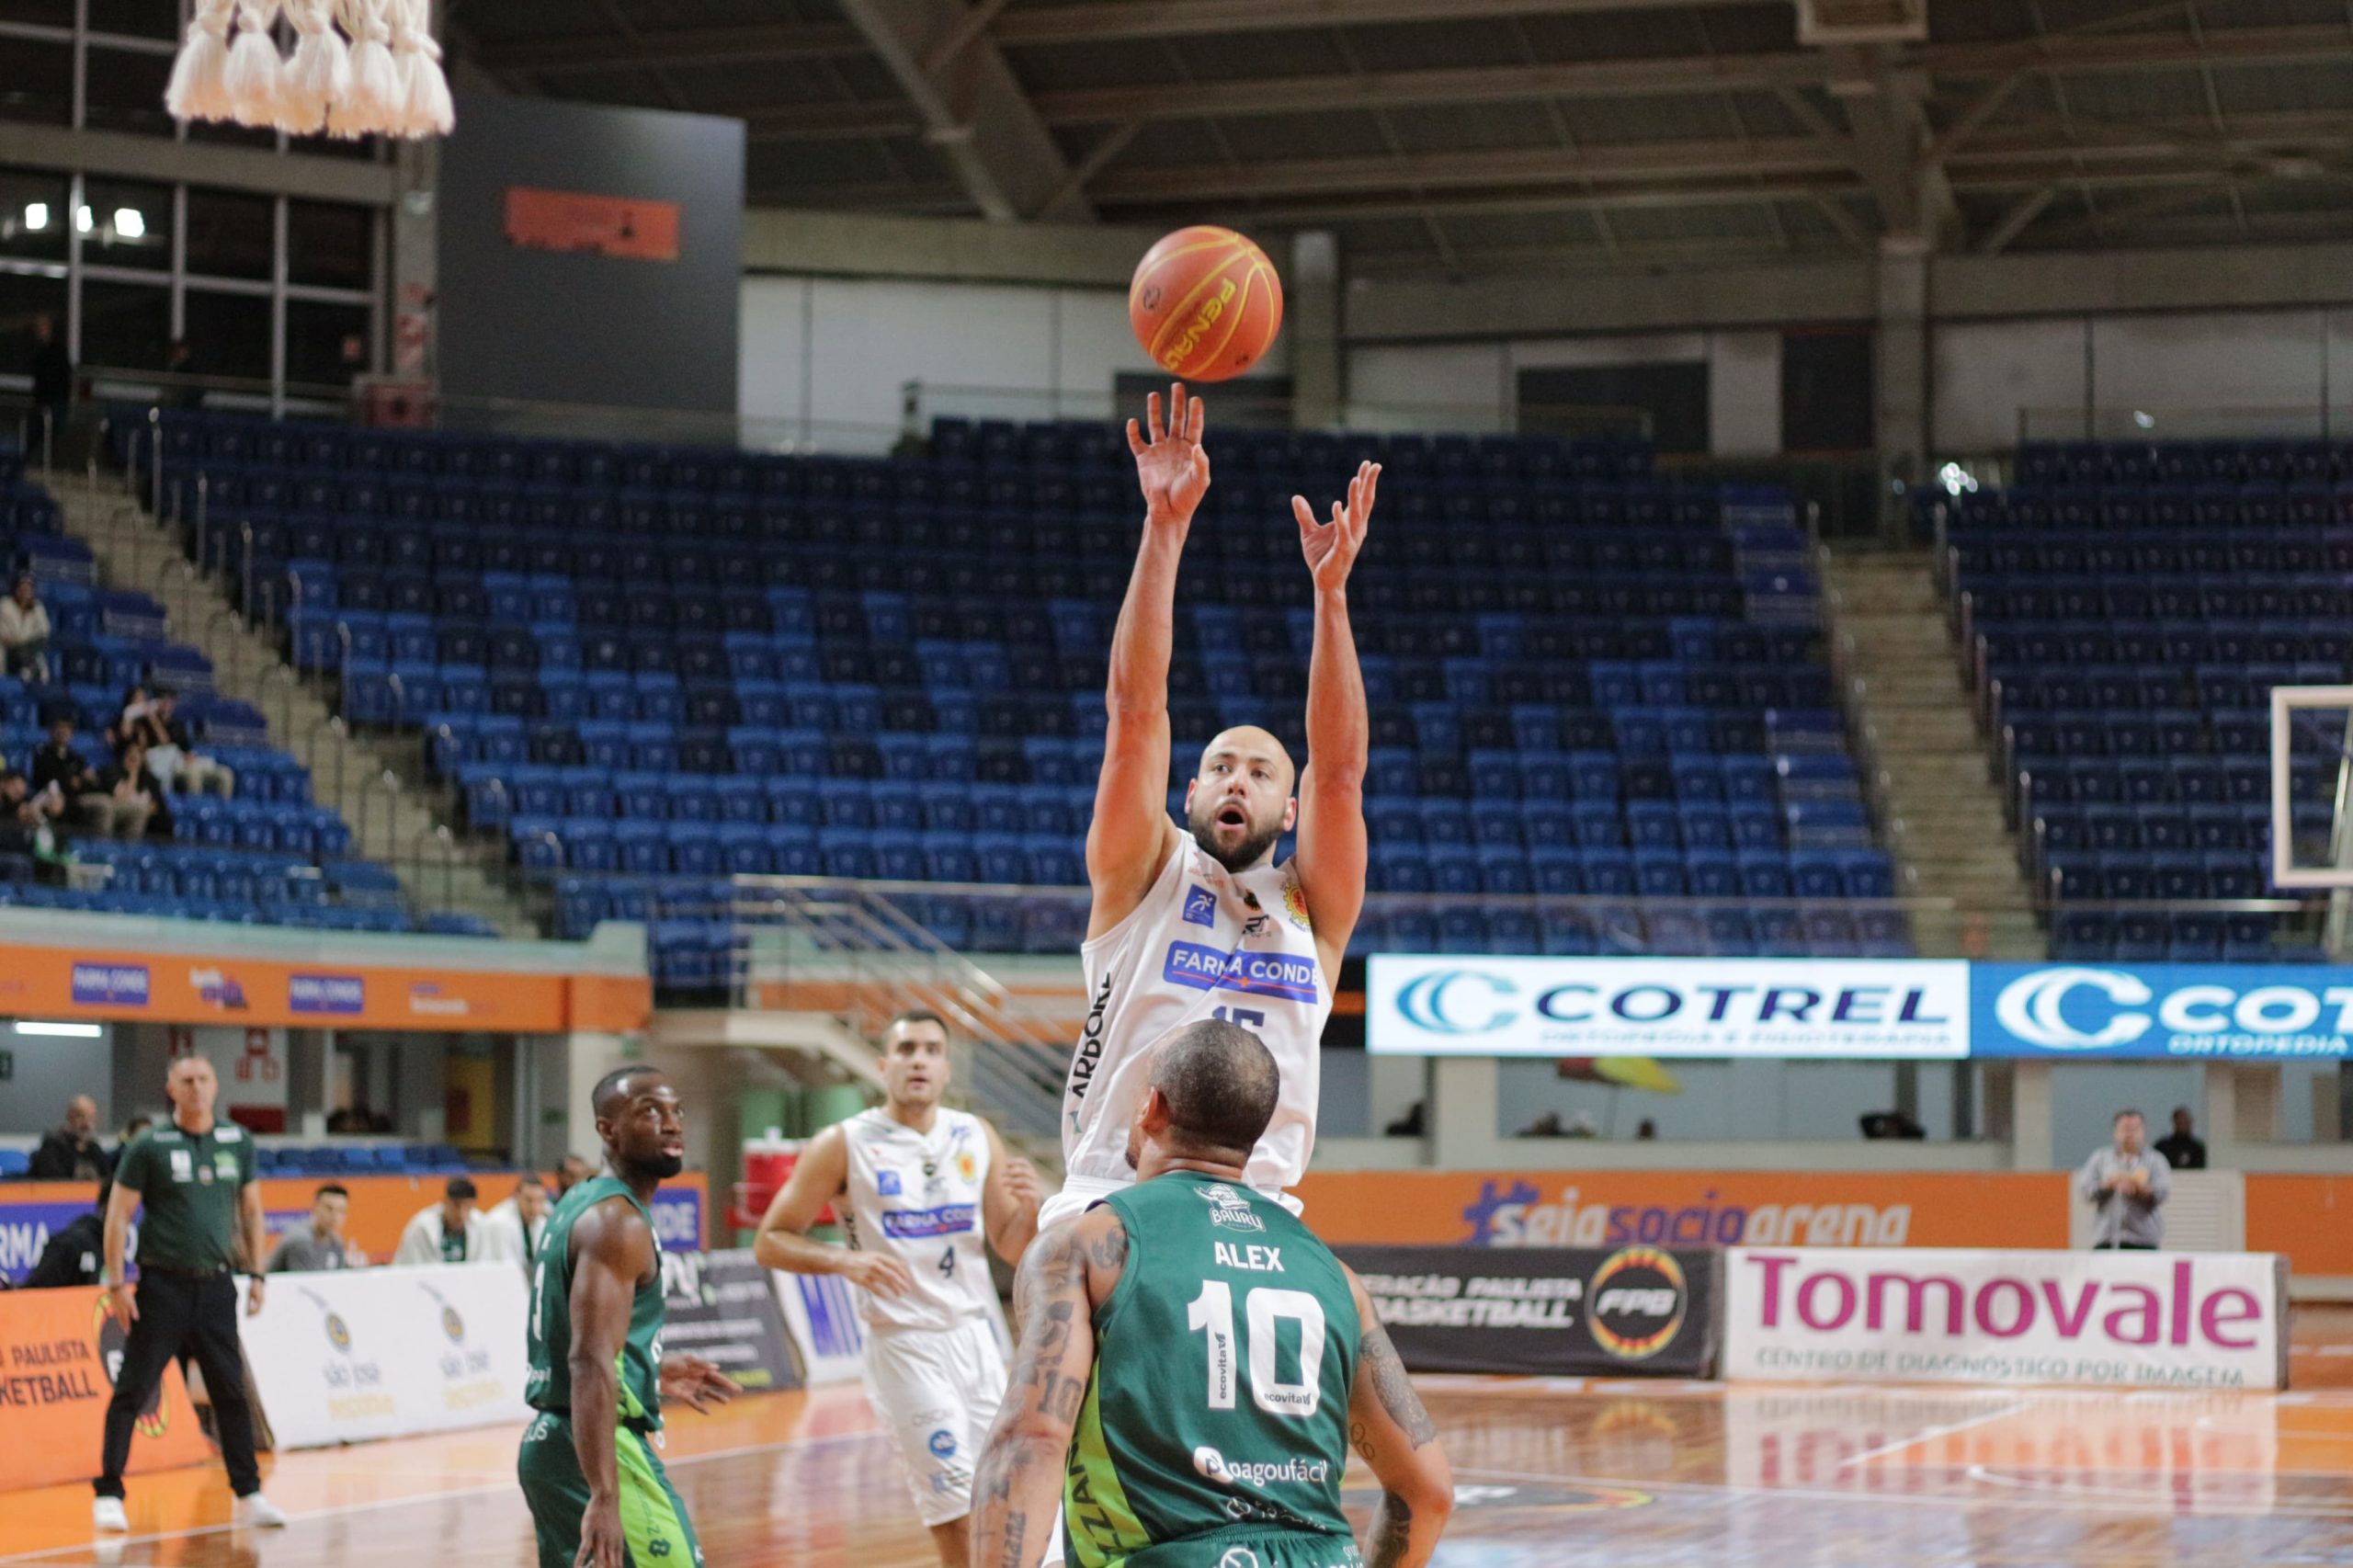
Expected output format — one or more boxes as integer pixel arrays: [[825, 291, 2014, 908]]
[[95, 1055, 288, 1533]]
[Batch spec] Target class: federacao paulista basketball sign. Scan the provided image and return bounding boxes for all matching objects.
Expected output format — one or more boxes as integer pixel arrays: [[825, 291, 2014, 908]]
[[1366, 956, 2353, 1060]]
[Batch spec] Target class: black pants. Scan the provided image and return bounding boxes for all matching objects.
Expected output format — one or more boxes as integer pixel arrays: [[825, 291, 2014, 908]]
[[97, 1270, 260, 1499]]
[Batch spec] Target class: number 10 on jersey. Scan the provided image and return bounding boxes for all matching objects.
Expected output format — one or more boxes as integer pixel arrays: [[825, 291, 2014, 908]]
[[1187, 1281, 1326, 1417]]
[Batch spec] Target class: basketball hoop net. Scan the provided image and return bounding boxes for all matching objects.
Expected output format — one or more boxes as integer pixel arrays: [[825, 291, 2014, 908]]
[[165, 0, 453, 140]]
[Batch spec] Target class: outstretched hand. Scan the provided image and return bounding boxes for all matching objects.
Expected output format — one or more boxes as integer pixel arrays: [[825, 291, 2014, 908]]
[[658, 1353, 741, 1414], [1294, 460, 1380, 594], [1130, 381, 1210, 526]]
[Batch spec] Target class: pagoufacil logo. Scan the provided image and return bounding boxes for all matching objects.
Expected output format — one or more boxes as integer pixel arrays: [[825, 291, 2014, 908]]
[[1395, 970, 1518, 1035], [1995, 968, 2154, 1049]]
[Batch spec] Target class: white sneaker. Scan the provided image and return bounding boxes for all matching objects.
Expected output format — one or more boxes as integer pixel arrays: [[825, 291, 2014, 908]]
[[233, 1493, 290, 1528], [93, 1497, 129, 1533]]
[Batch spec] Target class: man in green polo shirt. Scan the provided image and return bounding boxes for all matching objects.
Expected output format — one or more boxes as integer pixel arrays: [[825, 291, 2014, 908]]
[[96, 1054, 288, 1534]]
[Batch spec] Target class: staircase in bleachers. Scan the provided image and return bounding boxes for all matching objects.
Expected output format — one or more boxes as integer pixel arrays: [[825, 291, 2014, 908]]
[[140, 409, 1910, 990], [1934, 435, 2337, 962], [0, 437, 460, 932]]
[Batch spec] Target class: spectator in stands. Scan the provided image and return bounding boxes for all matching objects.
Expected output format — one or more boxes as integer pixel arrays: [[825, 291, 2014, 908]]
[[119, 687, 233, 798], [2079, 1108, 2171, 1250], [393, 1176, 488, 1265], [30, 716, 99, 825], [1636, 1119, 1658, 1141], [26, 1177, 109, 1288], [267, 1184, 365, 1272], [553, 1152, 594, 1197], [30, 1095, 112, 1180], [483, 1176, 552, 1272], [27, 314, 71, 462], [0, 574, 51, 684], [93, 738, 168, 841], [2157, 1106, 2207, 1171], [114, 1115, 150, 1158]]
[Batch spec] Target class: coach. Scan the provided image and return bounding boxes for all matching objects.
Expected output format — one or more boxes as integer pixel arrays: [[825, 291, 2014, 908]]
[[93, 1055, 287, 1533]]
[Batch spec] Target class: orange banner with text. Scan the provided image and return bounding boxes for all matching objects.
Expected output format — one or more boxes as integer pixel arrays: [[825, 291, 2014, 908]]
[[0, 1285, 212, 1490], [8, 1172, 708, 1265], [1294, 1170, 2073, 1250], [0, 943, 649, 1033]]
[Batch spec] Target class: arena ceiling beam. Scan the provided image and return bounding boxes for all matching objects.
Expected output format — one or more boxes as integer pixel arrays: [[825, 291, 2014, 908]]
[[837, 0, 1092, 222], [1090, 138, 1864, 203], [1025, 25, 2353, 129], [467, 22, 869, 76], [988, 0, 1768, 47], [740, 103, 928, 143]]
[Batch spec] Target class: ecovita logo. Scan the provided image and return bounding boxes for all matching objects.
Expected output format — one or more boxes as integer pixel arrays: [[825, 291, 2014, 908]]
[[1393, 970, 1518, 1035]]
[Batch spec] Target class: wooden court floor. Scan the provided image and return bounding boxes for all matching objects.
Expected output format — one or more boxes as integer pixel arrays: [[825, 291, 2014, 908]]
[[9, 1311, 2353, 1567]]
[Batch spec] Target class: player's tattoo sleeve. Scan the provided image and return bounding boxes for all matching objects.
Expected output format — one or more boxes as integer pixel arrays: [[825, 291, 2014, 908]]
[[971, 1223, 1100, 1568], [1360, 1319, 1439, 1448], [1368, 1491, 1415, 1568]]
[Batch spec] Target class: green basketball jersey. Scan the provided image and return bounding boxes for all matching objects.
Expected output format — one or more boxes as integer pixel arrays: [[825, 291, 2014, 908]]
[[526, 1176, 666, 1429], [1066, 1172, 1361, 1566]]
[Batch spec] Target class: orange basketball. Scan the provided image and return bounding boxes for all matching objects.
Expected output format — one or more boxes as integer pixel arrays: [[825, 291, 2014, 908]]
[[1128, 225, 1282, 382]]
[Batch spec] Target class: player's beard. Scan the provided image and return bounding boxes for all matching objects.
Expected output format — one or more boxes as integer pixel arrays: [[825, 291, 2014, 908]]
[[1187, 797, 1281, 874], [625, 1150, 685, 1180]]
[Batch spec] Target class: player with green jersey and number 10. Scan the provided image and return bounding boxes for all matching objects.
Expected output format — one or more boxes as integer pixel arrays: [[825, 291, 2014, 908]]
[[517, 1066, 740, 1568], [971, 1020, 1454, 1568]]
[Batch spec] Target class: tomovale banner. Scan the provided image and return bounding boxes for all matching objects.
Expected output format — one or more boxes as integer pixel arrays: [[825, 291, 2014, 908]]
[[1722, 1247, 2290, 1391], [1367, 956, 1971, 1059]]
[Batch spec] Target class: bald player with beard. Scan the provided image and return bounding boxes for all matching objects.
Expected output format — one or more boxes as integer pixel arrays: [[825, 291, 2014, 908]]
[[1047, 381, 1377, 1233]]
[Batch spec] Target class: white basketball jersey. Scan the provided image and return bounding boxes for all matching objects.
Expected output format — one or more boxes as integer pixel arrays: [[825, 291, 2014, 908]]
[[1063, 835, 1331, 1195], [838, 1107, 997, 1335]]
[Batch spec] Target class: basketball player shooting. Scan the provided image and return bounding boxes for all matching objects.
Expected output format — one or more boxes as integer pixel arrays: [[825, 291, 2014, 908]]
[[1048, 381, 1376, 1231]]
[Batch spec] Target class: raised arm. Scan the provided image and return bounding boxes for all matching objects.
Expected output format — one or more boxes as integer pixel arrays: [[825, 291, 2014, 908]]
[[1290, 462, 1379, 970], [750, 1124, 914, 1301], [970, 1211, 1120, 1568], [1345, 1267, 1452, 1568], [1087, 383, 1209, 939], [567, 1199, 657, 1568], [980, 1119, 1043, 1268]]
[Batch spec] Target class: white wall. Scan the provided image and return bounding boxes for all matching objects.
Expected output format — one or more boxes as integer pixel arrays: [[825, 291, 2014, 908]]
[[0, 1028, 116, 1136], [1345, 330, 1783, 455], [1933, 305, 2353, 453], [739, 274, 1283, 455]]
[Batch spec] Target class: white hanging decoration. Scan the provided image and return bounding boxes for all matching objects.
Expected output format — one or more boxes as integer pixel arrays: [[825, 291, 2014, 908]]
[[276, 0, 351, 135], [222, 0, 287, 127], [164, 0, 241, 123], [327, 0, 400, 137], [389, 0, 454, 137]]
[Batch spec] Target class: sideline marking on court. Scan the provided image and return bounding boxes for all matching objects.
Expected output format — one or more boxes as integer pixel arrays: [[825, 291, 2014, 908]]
[[0, 1427, 902, 1564], [1840, 1401, 2030, 1468]]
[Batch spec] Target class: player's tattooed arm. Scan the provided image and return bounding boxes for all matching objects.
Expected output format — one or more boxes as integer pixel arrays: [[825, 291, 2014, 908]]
[[970, 1220, 1104, 1568], [1343, 1267, 1452, 1568]]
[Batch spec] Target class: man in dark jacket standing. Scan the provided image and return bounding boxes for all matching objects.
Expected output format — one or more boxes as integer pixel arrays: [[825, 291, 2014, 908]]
[[28, 313, 72, 465], [30, 1094, 112, 1180]]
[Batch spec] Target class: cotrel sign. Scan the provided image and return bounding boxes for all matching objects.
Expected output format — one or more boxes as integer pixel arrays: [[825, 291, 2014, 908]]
[[1972, 964, 2353, 1059], [1367, 957, 1971, 1059]]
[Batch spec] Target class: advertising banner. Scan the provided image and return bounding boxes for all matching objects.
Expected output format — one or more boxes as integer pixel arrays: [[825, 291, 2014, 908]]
[[659, 1250, 802, 1395], [769, 1267, 869, 1386], [0, 1285, 212, 1490], [1336, 1244, 1717, 1378], [1972, 963, 2353, 1060], [0, 943, 649, 1032], [1367, 956, 1970, 1058], [1722, 1246, 2290, 1391], [6, 1173, 709, 1277], [239, 1263, 532, 1449], [1293, 1171, 2072, 1250]]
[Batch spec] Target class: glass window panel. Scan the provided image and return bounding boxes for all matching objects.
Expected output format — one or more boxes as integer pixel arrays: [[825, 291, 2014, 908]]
[[288, 199, 370, 290], [0, 37, 72, 126], [83, 45, 176, 137], [0, 269, 68, 385], [79, 176, 170, 271], [182, 290, 271, 384], [0, 167, 71, 263], [85, 0, 181, 39], [286, 299, 369, 389], [186, 187, 274, 280], [0, 1, 75, 28], [80, 279, 171, 372]]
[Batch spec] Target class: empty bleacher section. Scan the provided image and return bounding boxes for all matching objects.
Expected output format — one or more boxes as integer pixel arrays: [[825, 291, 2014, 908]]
[[0, 437, 458, 932], [1937, 436, 2336, 963], [139, 409, 1906, 987]]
